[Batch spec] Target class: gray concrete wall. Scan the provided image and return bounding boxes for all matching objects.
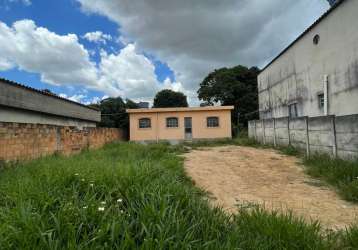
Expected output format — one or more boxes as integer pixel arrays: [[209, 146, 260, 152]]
[[308, 116, 335, 155], [335, 115, 358, 159], [289, 117, 307, 150], [263, 119, 275, 145], [0, 106, 97, 129], [255, 120, 264, 144], [275, 117, 289, 146], [0, 80, 101, 123], [248, 120, 256, 139], [258, 0, 358, 119], [248, 114, 358, 160]]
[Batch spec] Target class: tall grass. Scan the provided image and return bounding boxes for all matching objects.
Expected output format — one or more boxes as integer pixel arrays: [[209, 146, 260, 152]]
[[304, 155, 358, 202], [0, 142, 355, 249]]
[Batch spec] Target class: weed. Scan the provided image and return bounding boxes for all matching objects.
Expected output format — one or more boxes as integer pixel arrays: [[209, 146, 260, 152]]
[[304, 154, 358, 202], [0, 142, 357, 249]]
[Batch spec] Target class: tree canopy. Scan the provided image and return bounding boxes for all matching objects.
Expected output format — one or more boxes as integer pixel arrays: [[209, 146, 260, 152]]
[[197, 65, 260, 125], [88, 97, 138, 138], [153, 89, 188, 108]]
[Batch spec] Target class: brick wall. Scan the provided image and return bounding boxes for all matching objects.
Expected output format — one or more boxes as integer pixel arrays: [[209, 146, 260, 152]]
[[0, 122, 124, 162]]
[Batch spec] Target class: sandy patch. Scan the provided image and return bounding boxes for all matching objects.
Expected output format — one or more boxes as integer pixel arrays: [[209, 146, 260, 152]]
[[184, 145, 358, 229]]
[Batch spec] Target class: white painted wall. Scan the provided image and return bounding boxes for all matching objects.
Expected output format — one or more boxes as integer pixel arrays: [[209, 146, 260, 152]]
[[258, 0, 358, 119]]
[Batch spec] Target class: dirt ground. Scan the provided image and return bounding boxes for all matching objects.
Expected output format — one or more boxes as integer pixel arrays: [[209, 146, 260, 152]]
[[184, 146, 358, 229]]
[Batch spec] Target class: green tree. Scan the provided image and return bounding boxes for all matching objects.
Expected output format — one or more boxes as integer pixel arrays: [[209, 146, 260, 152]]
[[198, 65, 260, 127], [153, 89, 189, 108], [92, 97, 139, 138]]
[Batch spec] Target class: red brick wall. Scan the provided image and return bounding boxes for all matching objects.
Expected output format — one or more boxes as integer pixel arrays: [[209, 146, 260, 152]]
[[0, 122, 124, 162]]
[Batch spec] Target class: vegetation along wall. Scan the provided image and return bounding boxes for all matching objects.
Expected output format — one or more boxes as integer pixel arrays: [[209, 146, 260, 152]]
[[0, 122, 124, 162], [248, 114, 358, 160]]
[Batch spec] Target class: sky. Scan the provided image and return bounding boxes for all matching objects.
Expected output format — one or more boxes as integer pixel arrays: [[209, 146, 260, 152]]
[[0, 0, 329, 106]]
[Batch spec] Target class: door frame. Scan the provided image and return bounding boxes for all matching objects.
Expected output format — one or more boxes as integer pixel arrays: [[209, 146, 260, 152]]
[[184, 117, 192, 140]]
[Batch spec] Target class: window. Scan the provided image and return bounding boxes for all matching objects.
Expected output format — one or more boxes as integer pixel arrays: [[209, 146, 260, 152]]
[[166, 117, 179, 128], [318, 93, 325, 109], [139, 118, 151, 129], [207, 117, 219, 127], [313, 34, 320, 45], [288, 103, 298, 118]]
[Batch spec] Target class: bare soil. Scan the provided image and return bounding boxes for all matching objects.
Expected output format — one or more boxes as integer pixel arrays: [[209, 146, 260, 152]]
[[184, 145, 358, 229]]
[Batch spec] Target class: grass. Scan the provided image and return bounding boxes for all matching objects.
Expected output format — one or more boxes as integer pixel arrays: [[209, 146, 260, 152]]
[[304, 155, 358, 202], [0, 141, 357, 249]]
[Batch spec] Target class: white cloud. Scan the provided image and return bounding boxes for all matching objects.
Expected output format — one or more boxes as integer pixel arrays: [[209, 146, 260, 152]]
[[59, 93, 110, 105], [83, 31, 112, 44], [5, 0, 31, 6], [97, 43, 165, 101], [0, 20, 98, 87], [0, 58, 14, 70], [0, 19, 180, 102], [59, 93, 86, 103], [77, 0, 329, 93]]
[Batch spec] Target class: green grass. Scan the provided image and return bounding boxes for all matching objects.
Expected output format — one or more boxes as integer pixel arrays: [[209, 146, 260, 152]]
[[304, 155, 358, 203], [0, 142, 357, 249]]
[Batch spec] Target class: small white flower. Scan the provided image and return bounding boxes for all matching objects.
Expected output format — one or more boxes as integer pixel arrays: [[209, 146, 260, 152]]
[[117, 198, 123, 203], [120, 210, 124, 214], [100, 201, 106, 205], [83, 206, 88, 209], [98, 207, 105, 211], [74, 173, 79, 176], [81, 178, 85, 182], [90, 183, 94, 187]]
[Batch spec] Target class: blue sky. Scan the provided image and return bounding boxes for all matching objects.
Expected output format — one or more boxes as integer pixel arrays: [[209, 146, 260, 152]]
[[0, 0, 175, 104], [0, 0, 329, 105]]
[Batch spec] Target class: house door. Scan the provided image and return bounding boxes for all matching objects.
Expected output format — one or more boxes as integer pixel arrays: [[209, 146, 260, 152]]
[[184, 117, 192, 140]]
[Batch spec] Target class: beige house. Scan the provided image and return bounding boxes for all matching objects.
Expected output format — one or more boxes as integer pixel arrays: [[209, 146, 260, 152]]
[[127, 106, 234, 142]]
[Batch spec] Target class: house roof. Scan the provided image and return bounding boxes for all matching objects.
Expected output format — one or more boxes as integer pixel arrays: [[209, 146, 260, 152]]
[[126, 106, 234, 114], [260, 0, 346, 72], [0, 77, 99, 111]]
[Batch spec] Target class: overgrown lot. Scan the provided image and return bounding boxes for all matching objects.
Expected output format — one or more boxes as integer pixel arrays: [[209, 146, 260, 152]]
[[0, 142, 357, 249]]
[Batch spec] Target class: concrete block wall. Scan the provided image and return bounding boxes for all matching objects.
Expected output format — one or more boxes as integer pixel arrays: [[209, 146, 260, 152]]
[[289, 117, 307, 150], [248, 121, 256, 139], [275, 117, 289, 146], [255, 120, 264, 143], [263, 119, 275, 145], [335, 115, 358, 159], [0, 122, 124, 162], [248, 114, 358, 160], [308, 116, 335, 155]]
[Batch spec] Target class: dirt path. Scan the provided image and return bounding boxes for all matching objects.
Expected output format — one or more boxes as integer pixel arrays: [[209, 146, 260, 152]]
[[184, 145, 358, 229]]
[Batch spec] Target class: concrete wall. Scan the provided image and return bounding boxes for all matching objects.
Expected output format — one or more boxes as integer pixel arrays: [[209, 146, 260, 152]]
[[258, 0, 358, 119], [0, 80, 101, 124], [275, 117, 290, 146], [336, 115, 358, 159], [129, 109, 232, 142], [248, 114, 358, 160], [0, 106, 97, 129], [0, 122, 124, 162]]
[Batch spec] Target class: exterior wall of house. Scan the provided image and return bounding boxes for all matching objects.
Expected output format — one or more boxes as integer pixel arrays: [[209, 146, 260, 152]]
[[258, 0, 358, 119], [128, 108, 233, 142], [0, 79, 100, 128], [0, 106, 97, 129]]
